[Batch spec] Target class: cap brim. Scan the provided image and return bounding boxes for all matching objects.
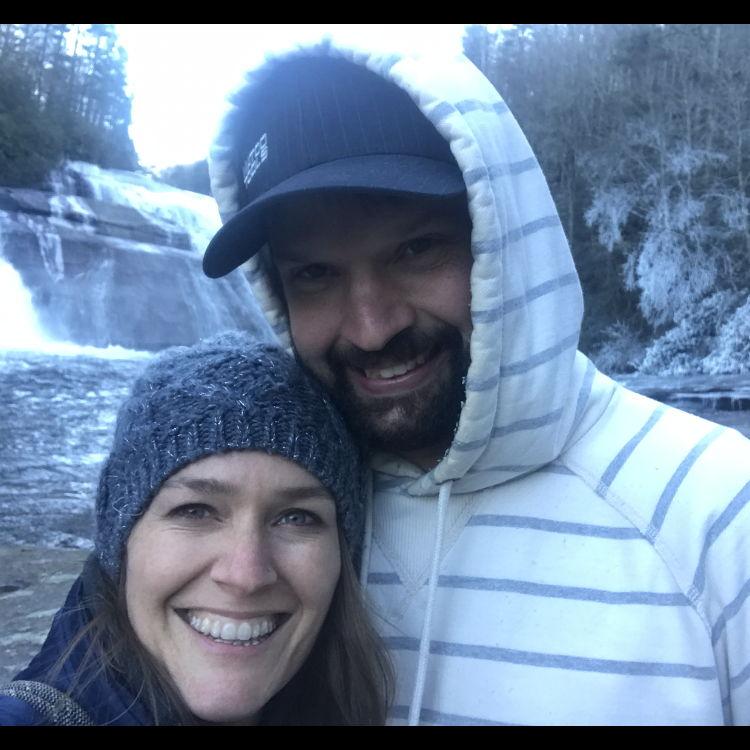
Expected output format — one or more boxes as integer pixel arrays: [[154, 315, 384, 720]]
[[203, 154, 465, 278]]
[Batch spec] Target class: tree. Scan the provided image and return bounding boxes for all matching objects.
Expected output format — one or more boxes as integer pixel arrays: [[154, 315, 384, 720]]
[[465, 24, 750, 373], [0, 23, 138, 187]]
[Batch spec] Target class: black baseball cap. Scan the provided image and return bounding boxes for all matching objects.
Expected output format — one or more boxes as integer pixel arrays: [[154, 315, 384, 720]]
[[203, 55, 466, 278]]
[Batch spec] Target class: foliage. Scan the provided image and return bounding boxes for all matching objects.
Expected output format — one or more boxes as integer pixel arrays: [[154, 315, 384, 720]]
[[640, 290, 745, 375], [158, 159, 211, 196], [0, 24, 137, 187], [703, 294, 750, 374], [464, 24, 750, 374], [589, 321, 647, 375]]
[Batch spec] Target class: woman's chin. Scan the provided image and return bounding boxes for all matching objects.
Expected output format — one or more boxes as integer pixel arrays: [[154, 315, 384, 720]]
[[186, 695, 262, 726]]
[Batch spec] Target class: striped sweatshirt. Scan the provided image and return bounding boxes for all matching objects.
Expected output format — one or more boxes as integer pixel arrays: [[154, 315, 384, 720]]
[[209, 44, 750, 725]]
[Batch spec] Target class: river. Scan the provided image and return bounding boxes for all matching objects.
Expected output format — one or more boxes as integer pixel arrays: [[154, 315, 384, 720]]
[[1, 348, 748, 550]]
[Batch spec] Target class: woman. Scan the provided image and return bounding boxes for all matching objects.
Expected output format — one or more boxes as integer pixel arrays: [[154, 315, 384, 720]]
[[0, 332, 392, 725]]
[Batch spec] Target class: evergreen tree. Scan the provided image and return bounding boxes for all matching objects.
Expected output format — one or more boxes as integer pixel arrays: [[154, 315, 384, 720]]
[[0, 23, 138, 187]]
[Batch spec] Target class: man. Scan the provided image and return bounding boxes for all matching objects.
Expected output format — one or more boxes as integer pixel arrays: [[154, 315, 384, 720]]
[[203, 46, 750, 725]]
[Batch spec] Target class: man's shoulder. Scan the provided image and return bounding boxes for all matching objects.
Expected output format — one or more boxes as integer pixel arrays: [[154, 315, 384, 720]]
[[562, 383, 749, 541]]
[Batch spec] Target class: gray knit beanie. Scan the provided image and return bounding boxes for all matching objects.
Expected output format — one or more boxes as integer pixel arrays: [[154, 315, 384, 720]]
[[95, 331, 365, 582]]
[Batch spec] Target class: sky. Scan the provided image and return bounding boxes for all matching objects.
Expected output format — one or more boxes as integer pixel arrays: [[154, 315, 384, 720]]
[[116, 24, 474, 172]]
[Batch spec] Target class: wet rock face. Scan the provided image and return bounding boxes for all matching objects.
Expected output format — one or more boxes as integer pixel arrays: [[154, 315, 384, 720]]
[[0, 546, 89, 683], [0, 162, 273, 352]]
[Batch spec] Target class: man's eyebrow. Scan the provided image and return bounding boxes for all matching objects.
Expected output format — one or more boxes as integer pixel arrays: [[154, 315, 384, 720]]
[[161, 476, 239, 495], [271, 245, 310, 264], [271, 210, 465, 264], [398, 208, 471, 236]]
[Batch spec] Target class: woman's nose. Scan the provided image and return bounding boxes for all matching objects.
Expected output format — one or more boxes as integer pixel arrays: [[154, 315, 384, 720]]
[[210, 531, 279, 593]]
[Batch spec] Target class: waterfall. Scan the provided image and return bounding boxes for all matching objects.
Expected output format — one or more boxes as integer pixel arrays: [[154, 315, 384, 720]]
[[0, 256, 150, 359], [55, 161, 222, 253], [0, 161, 272, 353], [0, 257, 50, 349]]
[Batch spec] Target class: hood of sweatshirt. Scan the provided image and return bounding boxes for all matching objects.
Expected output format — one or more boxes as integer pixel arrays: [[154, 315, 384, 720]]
[[208, 42, 604, 495]]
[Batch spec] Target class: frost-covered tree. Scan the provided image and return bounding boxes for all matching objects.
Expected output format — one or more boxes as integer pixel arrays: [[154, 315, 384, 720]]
[[467, 24, 750, 374]]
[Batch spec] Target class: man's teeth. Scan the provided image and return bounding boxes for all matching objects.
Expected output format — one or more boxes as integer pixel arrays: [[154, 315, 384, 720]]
[[187, 611, 277, 644], [364, 351, 429, 380]]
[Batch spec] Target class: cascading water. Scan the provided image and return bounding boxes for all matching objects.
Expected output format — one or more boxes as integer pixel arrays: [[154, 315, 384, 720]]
[[55, 161, 221, 253], [0, 161, 273, 552], [0, 257, 50, 349], [0, 160, 271, 351]]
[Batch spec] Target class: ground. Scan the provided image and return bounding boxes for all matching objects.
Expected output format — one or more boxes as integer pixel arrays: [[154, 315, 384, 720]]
[[0, 546, 88, 683]]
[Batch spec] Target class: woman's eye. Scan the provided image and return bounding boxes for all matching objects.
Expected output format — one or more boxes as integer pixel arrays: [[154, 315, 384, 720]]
[[276, 509, 320, 526], [170, 503, 214, 521]]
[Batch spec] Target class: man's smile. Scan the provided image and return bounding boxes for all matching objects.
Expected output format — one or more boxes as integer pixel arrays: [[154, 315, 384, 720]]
[[346, 347, 445, 397]]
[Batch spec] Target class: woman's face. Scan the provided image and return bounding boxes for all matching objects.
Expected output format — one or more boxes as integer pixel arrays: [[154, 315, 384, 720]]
[[125, 451, 341, 725]]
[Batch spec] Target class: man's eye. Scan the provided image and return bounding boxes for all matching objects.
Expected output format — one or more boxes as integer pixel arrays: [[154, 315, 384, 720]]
[[170, 503, 214, 521], [401, 237, 434, 256], [293, 264, 332, 281], [276, 509, 321, 526]]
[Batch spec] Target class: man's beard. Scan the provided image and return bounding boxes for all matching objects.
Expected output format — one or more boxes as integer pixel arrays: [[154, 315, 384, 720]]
[[320, 325, 470, 456]]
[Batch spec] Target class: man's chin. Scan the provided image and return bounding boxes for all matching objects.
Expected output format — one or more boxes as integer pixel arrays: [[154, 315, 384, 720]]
[[335, 378, 461, 455]]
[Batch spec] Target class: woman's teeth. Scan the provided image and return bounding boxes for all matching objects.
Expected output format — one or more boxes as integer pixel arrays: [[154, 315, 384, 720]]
[[365, 351, 429, 380], [187, 611, 278, 645]]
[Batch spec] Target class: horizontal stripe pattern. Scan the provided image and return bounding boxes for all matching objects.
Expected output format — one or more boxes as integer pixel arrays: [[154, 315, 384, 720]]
[[501, 215, 562, 250], [692, 479, 750, 596], [711, 576, 750, 645], [432, 99, 510, 124], [467, 514, 643, 539], [384, 637, 716, 679], [597, 407, 666, 495], [456, 99, 510, 116], [472, 272, 579, 324], [571, 359, 597, 436], [437, 575, 690, 606], [647, 425, 725, 541], [368, 569, 689, 605], [464, 157, 539, 187], [473, 215, 562, 256], [466, 332, 579, 391], [730, 660, 750, 690], [453, 408, 563, 452]]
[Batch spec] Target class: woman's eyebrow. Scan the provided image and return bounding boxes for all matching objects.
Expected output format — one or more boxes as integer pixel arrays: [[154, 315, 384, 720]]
[[160, 478, 331, 503], [161, 476, 238, 496]]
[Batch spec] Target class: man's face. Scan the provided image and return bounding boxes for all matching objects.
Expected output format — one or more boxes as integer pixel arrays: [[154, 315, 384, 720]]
[[268, 193, 473, 464]]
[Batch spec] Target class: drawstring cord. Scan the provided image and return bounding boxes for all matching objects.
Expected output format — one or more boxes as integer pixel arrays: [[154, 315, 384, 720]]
[[408, 479, 453, 726]]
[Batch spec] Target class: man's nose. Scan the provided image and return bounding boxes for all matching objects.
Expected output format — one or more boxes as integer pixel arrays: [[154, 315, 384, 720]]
[[340, 274, 416, 352], [210, 530, 278, 593]]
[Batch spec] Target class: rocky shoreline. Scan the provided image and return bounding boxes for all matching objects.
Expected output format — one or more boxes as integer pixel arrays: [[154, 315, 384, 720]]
[[0, 545, 88, 683]]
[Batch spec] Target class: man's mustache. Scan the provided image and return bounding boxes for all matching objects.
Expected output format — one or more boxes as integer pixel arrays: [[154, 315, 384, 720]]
[[326, 326, 461, 372]]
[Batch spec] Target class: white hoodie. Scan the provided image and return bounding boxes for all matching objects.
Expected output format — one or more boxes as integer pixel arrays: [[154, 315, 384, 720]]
[[209, 44, 750, 725]]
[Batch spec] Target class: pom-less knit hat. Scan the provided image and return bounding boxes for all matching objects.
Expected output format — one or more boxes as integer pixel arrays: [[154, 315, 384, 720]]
[[95, 331, 365, 582]]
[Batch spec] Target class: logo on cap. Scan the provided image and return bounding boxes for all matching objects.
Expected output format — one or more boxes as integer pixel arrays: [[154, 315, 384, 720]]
[[242, 133, 269, 188]]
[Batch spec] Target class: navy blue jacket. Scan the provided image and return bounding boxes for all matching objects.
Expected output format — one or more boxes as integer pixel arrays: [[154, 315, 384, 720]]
[[0, 556, 154, 726]]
